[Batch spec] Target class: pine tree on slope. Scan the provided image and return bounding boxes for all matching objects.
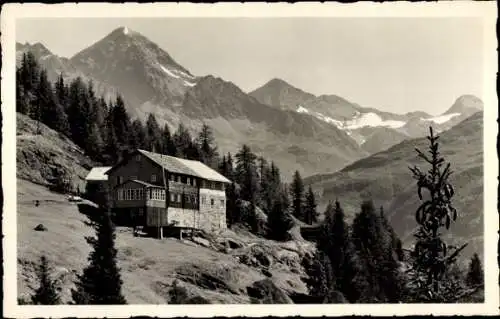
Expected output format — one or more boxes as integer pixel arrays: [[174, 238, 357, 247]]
[[31, 255, 61, 305], [466, 253, 484, 288], [72, 210, 126, 304], [303, 186, 318, 225], [290, 170, 305, 222]]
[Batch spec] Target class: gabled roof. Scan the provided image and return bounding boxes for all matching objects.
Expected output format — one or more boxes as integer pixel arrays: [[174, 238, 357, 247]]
[[137, 149, 231, 183], [85, 166, 112, 181], [105, 149, 231, 183]]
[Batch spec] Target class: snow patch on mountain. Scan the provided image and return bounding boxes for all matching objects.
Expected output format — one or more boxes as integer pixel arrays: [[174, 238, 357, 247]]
[[123, 26, 129, 35], [345, 112, 406, 129], [160, 65, 180, 79], [297, 105, 310, 114], [421, 113, 461, 124], [184, 80, 196, 87], [296, 106, 404, 130], [173, 68, 195, 79]]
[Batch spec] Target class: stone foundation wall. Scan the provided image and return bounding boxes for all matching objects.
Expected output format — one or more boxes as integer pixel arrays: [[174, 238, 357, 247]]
[[198, 188, 227, 232]]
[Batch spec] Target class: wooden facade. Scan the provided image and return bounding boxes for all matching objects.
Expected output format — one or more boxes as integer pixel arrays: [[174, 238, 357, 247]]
[[105, 149, 230, 232]]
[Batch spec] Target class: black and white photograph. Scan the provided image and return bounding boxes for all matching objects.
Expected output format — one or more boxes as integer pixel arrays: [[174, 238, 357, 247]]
[[1, 2, 498, 317]]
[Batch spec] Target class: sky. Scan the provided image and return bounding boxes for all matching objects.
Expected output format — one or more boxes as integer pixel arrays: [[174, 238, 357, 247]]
[[16, 17, 484, 115]]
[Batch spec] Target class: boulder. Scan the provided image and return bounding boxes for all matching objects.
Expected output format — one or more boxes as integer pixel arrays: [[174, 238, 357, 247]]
[[246, 279, 294, 304], [34, 224, 47, 231]]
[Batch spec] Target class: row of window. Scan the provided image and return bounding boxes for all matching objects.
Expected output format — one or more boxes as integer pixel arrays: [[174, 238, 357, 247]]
[[117, 188, 145, 201], [116, 188, 225, 208], [201, 196, 225, 207]]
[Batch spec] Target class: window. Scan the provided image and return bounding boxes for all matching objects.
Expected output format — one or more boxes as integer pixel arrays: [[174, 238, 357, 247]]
[[211, 198, 214, 206], [187, 177, 191, 185], [220, 199, 225, 207], [117, 189, 122, 200], [185, 195, 190, 203], [151, 174, 157, 182], [135, 154, 141, 162], [177, 194, 181, 203], [117, 176, 123, 185], [193, 179, 197, 186], [202, 196, 206, 204], [176, 175, 180, 183]]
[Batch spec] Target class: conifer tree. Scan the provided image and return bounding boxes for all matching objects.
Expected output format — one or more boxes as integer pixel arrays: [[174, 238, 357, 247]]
[[31, 255, 61, 305], [130, 119, 147, 150], [197, 123, 219, 168], [145, 113, 163, 152], [351, 200, 401, 302], [304, 250, 334, 302], [173, 123, 193, 158], [16, 67, 30, 115], [109, 95, 132, 161], [72, 210, 126, 304], [466, 253, 484, 287], [226, 153, 235, 180], [162, 123, 177, 156], [266, 189, 293, 241], [290, 170, 305, 222], [303, 186, 318, 225], [235, 144, 259, 203], [408, 126, 466, 296]]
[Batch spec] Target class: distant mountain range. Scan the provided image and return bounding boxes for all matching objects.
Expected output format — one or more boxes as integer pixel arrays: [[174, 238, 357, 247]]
[[250, 78, 483, 152], [16, 26, 483, 178], [304, 111, 483, 260]]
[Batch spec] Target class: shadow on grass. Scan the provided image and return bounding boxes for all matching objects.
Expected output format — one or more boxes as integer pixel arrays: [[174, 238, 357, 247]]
[[77, 203, 107, 228]]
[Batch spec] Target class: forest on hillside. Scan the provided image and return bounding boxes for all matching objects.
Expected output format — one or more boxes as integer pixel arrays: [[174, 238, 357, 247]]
[[17, 51, 484, 304]]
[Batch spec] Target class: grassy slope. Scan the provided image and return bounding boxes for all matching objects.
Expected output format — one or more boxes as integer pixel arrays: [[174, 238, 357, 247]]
[[18, 180, 310, 303], [305, 112, 483, 260]]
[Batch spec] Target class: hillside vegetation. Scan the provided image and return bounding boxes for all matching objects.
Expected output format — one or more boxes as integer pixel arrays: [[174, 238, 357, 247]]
[[306, 112, 483, 260], [16, 113, 94, 193]]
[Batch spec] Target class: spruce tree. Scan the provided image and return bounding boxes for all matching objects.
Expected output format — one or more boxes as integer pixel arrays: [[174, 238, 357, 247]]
[[31, 255, 61, 305], [235, 144, 259, 203], [72, 210, 126, 304], [130, 119, 147, 150], [145, 113, 163, 152], [351, 200, 401, 302], [304, 250, 334, 302], [162, 123, 177, 156], [408, 126, 465, 297], [290, 170, 305, 222], [303, 186, 318, 225], [466, 253, 484, 287], [173, 123, 193, 158], [196, 123, 219, 168], [266, 189, 293, 241]]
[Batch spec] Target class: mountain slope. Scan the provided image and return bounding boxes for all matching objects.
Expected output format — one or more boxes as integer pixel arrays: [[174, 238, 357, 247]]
[[179, 75, 368, 177], [249, 78, 316, 111], [70, 26, 196, 112], [305, 112, 483, 259], [250, 78, 484, 154], [16, 42, 122, 106], [19, 28, 368, 178]]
